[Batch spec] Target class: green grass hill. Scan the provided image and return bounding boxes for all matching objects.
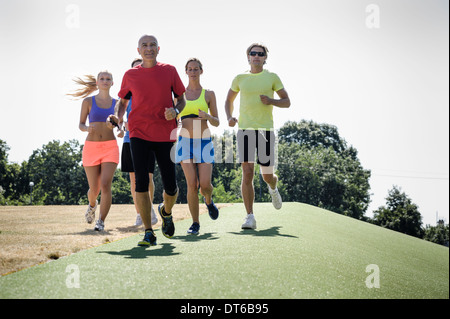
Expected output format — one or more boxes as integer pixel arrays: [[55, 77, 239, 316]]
[[0, 202, 448, 299]]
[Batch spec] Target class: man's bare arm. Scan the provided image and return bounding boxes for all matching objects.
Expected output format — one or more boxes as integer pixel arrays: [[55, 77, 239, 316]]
[[260, 88, 291, 108], [225, 89, 239, 127]]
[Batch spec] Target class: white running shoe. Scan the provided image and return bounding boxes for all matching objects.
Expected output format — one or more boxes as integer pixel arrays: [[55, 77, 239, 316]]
[[85, 200, 97, 224], [94, 219, 104, 231], [242, 214, 257, 229], [269, 187, 282, 210], [134, 214, 143, 226], [151, 207, 158, 225], [135, 208, 157, 226]]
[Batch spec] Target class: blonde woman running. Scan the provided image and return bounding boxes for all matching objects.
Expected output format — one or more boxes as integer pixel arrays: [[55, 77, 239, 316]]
[[69, 71, 121, 231], [176, 58, 220, 235]]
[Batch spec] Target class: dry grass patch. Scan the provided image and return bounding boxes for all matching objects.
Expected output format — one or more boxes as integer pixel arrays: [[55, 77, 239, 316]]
[[0, 203, 231, 275]]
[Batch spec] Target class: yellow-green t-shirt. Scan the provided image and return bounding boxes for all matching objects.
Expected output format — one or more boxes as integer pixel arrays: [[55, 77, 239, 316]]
[[231, 69, 284, 130]]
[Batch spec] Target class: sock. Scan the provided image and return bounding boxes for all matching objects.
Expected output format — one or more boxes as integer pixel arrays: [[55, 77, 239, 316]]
[[161, 206, 172, 217]]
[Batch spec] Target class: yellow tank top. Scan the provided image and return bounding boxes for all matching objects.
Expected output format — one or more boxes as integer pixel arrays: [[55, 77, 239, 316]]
[[178, 89, 209, 120]]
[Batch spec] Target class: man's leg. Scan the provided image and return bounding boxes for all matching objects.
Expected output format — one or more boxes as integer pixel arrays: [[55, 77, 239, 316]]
[[263, 168, 282, 210], [155, 142, 178, 214], [237, 130, 257, 215], [260, 165, 278, 190], [241, 162, 255, 215], [135, 191, 152, 229], [154, 141, 178, 238], [131, 138, 157, 247], [148, 173, 155, 203], [258, 130, 282, 209], [136, 189, 157, 247], [130, 138, 153, 230], [163, 190, 178, 214]]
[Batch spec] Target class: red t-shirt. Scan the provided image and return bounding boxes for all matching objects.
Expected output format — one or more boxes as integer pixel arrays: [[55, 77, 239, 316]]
[[118, 63, 185, 142]]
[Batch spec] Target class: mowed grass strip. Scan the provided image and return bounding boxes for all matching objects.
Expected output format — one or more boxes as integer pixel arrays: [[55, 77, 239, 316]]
[[0, 203, 448, 299]]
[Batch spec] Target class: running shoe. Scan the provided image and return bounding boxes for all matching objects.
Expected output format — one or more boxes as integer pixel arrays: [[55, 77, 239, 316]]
[[151, 207, 158, 225], [158, 203, 175, 238], [241, 214, 257, 229], [205, 198, 219, 220], [134, 214, 143, 226], [138, 229, 157, 247], [85, 200, 97, 224], [135, 208, 157, 226], [269, 186, 282, 210], [187, 222, 200, 235], [94, 219, 104, 231]]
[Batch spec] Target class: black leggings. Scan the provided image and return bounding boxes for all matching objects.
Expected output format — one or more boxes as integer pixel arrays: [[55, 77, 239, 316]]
[[130, 137, 178, 195]]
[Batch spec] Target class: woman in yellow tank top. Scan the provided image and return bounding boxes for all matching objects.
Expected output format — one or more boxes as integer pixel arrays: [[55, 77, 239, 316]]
[[175, 58, 220, 235]]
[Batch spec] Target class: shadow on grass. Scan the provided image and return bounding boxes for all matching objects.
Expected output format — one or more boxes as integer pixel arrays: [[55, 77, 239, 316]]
[[97, 243, 180, 259], [115, 225, 145, 233], [228, 226, 298, 238], [173, 232, 219, 242], [70, 229, 114, 236]]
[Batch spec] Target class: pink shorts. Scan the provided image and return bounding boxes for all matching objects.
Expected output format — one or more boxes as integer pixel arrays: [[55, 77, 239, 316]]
[[82, 140, 119, 167]]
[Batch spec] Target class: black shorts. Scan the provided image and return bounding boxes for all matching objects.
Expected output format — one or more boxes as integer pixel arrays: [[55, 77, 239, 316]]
[[237, 129, 276, 167], [121, 142, 155, 174], [130, 137, 177, 195]]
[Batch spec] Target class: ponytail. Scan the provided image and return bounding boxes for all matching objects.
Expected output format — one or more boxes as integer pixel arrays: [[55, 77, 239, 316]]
[[67, 71, 112, 99], [67, 74, 98, 99]]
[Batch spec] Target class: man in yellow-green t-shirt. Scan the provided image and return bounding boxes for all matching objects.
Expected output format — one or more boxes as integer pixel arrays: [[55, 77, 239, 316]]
[[225, 43, 291, 230]]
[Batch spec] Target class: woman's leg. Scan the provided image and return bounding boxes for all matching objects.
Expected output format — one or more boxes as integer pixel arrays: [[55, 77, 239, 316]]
[[198, 163, 213, 205], [181, 161, 200, 223], [84, 165, 101, 207], [98, 162, 117, 221]]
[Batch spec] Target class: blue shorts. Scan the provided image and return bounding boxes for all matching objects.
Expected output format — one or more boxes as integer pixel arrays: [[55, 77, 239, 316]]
[[175, 136, 215, 164]]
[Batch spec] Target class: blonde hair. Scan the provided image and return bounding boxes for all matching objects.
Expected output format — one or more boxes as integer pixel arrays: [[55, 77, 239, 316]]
[[67, 71, 113, 99]]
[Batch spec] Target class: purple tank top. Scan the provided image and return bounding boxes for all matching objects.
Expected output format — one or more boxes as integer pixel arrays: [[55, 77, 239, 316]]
[[89, 96, 116, 123]]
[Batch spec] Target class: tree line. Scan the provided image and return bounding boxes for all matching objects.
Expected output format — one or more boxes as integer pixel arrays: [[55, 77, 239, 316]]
[[1, 120, 448, 246]]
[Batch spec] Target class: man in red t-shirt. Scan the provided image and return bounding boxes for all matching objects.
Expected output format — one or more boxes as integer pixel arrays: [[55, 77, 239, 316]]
[[108, 35, 186, 247]]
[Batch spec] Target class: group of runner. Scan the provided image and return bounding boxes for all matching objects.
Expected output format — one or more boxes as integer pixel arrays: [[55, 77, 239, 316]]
[[72, 35, 291, 247]]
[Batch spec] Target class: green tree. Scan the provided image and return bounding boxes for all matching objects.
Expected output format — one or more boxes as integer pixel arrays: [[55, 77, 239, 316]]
[[423, 222, 449, 246], [278, 120, 349, 154], [372, 186, 424, 238], [111, 169, 133, 204], [0, 140, 9, 182], [211, 130, 242, 203], [276, 121, 371, 219], [0, 140, 14, 199], [24, 140, 88, 205], [1, 139, 29, 204]]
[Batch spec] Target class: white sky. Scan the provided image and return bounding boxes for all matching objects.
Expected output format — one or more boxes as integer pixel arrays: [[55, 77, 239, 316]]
[[0, 0, 448, 226]]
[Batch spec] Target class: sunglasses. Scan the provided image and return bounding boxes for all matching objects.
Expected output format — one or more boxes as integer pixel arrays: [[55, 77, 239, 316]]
[[249, 51, 266, 57]]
